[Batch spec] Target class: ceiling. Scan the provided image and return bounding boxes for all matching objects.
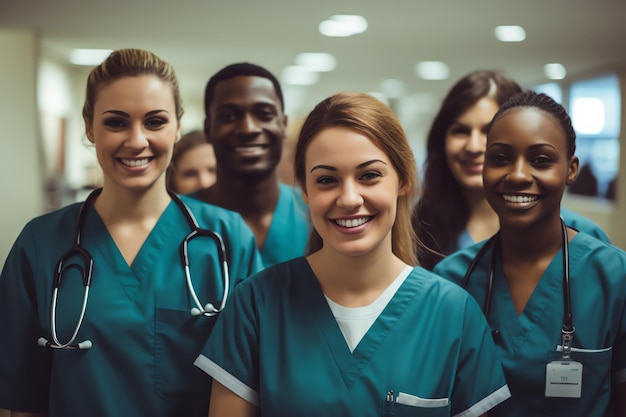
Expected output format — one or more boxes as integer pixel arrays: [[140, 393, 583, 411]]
[[1, 0, 626, 126]]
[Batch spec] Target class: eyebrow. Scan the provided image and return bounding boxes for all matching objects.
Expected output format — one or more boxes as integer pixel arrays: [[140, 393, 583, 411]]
[[101, 109, 169, 117], [310, 159, 387, 173], [488, 142, 558, 151]]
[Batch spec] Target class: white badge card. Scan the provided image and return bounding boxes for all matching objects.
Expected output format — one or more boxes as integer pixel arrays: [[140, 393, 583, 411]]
[[545, 361, 582, 398]]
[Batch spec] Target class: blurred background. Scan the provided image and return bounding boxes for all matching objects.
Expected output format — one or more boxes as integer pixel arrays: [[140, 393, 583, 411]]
[[1, 0, 626, 265]]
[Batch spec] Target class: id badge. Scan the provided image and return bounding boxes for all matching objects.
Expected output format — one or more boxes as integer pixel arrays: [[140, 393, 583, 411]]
[[545, 360, 582, 398]]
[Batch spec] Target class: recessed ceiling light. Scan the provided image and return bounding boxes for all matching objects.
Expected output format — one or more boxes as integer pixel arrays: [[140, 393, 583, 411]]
[[494, 26, 526, 42], [69, 48, 113, 66], [415, 61, 450, 80], [379, 79, 406, 99], [295, 53, 337, 72], [319, 15, 368, 37], [544, 63, 567, 80], [281, 66, 320, 85]]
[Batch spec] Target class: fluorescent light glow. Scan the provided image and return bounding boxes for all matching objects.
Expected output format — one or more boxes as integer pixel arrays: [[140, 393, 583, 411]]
[[319, 15, 368, 37], [534, 82, 563, 103], [281, 66, 320, 85], [415, 61, 450, 80], [379, 79, 406, 98], [572, 97, 605, 134], [544, 63, 567, 80], [69, 48, 113, 66], [494, 26, 526, 42], [295, 53, 337, 72]]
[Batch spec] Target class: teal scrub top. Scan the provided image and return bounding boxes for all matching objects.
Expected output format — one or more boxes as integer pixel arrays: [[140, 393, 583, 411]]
[[259, 183, 310, 267], [453, 207, 610, 255], [434, 232, 626, 417], [0, 195, 263, 416], [195, 257, 511, 417]]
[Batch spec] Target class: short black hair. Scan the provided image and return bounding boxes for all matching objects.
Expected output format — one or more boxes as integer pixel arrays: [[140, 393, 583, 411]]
[[204, 62, 284, 115], [490, 90, 576, 157]]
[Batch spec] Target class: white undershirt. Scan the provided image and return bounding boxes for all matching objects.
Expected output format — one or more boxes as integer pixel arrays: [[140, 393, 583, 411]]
[[325, 265, 413, 352]]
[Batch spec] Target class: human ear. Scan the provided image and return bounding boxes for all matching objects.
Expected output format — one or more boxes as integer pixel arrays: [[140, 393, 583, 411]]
[[85, 123, 95, 144], [204, 118, 213, 144], [566, 155, 580, 185], [397, 180, 409, 196], [301, 186, 309, 205], [175, 124, 182, 143]]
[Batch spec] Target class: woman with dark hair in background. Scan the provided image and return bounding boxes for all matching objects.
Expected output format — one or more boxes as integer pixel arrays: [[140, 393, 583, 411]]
[[434, 90, 626, 416], [413, 70, 609, 270]]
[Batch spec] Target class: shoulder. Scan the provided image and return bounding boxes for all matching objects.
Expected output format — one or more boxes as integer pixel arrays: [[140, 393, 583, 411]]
[[571, 231, 626, 263], [408, 266, 475, 303], [560, 207, 610, 242], [407, 267, 486, 321], [178, 194, 246, 224], [24, 202, 83, 232], [279, 183, 307, 208], [433, 240, 490, 284], [239, 257, 307, 290]]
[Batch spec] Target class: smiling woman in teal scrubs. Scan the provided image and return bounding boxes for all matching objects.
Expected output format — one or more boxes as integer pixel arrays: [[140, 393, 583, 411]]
[[0, 49, 262, 417], [195, 92, 511, 417], [434, 91, 626, 416]]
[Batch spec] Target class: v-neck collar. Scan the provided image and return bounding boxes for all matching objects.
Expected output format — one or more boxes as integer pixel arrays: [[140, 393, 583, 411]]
[[491, 247, 564, 355], [85, 201, 183, 300], [296, 259, 421, 389]]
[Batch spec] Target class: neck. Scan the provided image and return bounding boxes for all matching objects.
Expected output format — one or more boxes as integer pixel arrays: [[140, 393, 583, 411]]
[[94, 182, 171, 222], [307, 240, 406, 307], [499, 214, 564, 262], [209, 173, 281, 216], [465, 191, 499, 242]]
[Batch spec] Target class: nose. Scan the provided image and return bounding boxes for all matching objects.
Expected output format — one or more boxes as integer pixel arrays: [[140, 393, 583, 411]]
[[198, 170, 216, 189], [236, 113, 261, 135], [127, 123, 149, 148], [464, 129, 486, 154], [336, 180, 363, 210], [507, 157, 533, 184]]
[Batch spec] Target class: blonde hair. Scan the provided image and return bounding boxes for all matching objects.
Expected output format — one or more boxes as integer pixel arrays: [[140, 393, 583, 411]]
[[294, 92, 421, 265], [82, 48, 183, 124]]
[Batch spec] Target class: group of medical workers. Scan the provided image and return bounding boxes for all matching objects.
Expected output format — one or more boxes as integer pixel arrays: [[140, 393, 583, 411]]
[[0, 48, 624, 417]]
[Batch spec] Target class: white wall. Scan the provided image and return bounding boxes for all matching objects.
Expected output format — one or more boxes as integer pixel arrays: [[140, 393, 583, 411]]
[[0, 29, 44, 265]]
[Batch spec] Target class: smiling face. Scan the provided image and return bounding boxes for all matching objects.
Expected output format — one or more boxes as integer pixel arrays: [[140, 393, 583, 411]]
[[85, 74, 181, 192], [444, 97, 500, 194], [302, 127, 405, 259], [484, 107, 578, 229], [172, 142, 217, 193], [205, 75, 287, 180]]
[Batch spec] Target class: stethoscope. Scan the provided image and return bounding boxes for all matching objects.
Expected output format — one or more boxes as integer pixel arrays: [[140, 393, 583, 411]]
[[461, 218, 576, 358], [38, 187, 230, 350]]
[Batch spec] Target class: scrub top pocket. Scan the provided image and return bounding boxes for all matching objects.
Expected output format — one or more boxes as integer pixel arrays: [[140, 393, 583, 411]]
[[541, 346, 613, 414], [381, 399, 451, 417], [155, 308, 215, 402]]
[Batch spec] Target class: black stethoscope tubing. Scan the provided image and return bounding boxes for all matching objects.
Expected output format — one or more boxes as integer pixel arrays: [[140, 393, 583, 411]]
[[38, 187, 229, 350], [461, 218, 574, 354]]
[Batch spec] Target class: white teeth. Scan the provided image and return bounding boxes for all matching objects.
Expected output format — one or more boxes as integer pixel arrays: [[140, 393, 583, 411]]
[[335, 217, 370, 228], [502, 194, 539, 203], [120, 158, 150, 167], [236, 146, 264, 152]]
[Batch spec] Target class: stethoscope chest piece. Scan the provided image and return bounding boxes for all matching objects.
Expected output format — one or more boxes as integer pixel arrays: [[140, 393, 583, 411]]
[[38, 188, 230, 350]]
